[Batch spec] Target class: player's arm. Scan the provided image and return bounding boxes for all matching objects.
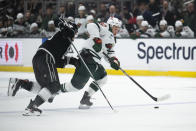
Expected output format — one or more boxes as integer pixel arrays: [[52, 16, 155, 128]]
[[87, 23, 102, 52], [56, 56, 79, 68], [104, 44, 120, 70], [183, 26, 194, 38]]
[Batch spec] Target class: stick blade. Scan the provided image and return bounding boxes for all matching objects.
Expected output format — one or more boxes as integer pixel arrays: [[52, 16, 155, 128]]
[[157, 94, 171, 102]]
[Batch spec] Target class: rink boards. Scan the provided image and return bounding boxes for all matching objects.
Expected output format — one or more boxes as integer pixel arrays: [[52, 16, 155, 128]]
[[0, 38, 196, 77]]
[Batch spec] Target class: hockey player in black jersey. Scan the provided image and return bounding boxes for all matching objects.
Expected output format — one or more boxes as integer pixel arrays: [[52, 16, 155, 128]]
[[8, 19, 78, 116]]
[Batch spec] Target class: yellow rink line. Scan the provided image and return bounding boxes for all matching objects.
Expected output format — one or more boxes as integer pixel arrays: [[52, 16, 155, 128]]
[[0, 66, 196, 78]]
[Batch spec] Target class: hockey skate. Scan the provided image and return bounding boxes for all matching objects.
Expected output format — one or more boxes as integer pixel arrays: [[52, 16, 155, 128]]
[[23, 100, 42, 116], [8, 78, 22, 96], [79, 91, 93, 109]]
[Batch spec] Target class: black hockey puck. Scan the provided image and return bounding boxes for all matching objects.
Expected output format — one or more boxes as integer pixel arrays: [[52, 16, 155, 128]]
[[154, 106, 159, 109]]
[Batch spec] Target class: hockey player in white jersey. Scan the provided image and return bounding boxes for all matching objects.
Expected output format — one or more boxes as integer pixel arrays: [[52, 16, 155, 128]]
[[75, 5, 87, 38], [60, 17, 122, 109], [130, 21, 155, 39], [155, 19, 171, 38], [175, 20, 194, 38], [167, 25, 175, 37]]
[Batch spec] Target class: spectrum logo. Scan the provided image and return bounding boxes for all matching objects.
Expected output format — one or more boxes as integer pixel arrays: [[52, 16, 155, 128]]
[[137, 42, 196, 64]]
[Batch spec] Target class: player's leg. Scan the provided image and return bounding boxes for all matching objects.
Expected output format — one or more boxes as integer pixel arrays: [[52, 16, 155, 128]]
[[79, 64, 107, 109], [60, 60, 91, 92], [48, 56, 80, 103], [63, 49, 100, 93], [8, 78, 41, 96], [23, 51, 60, 116]]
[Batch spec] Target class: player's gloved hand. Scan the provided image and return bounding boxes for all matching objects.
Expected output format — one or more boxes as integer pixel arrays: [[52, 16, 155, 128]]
[[68, 21, 78, 33], [58, 22, 75, 39], [56, 56, 80, 68], [110, 57, 120, 70], [92, 37, 102, 52], [69, 57, 80, 68], [175, 32, 181, 37], [58, 22, 65, 30]]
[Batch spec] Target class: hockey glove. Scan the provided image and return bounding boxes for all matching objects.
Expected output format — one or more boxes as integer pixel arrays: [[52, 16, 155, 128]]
[[92, 37, 102, 52], [68, 21, 78, 33], [175, 32, 181, 37], [58, 22, 76, 39], [110, 57, 120, 70], [56, 56, 80, 68], [69, 57, 80, 68]]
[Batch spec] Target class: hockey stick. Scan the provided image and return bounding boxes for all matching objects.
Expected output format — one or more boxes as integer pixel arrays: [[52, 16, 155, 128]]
[[67, 38, 115, 111], [103, 52, 170, 102]]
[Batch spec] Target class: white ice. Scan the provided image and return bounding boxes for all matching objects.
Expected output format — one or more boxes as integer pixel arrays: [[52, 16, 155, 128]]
[[0, 72, 196, 131]]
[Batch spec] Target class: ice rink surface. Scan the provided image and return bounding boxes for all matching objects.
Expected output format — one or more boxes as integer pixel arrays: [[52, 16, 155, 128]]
[[0, 72, 196, 131]]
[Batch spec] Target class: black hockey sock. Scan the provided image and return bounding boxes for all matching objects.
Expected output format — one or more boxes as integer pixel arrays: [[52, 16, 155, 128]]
[[20, 80, 33, 91], [87, 82, 99, 97], [60, 83, 67, 93], [69, 57, 80, 68], [34, 88, 52, 107], [89, 81, 99, 92], [33, 95, 45, 107]]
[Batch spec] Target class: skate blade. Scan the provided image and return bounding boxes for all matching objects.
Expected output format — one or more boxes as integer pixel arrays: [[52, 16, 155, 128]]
[[22, 112, 41, 116], [7, 78, 15, 96], [22, 109, 41, 116], [78, 104, 91, 109]]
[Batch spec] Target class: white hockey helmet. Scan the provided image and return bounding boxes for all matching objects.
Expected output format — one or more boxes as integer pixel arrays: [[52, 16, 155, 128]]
[[107, 17, 122, 27], [48, 20, 54, 25], [141, 20, 149, 27], [86, 15, 94, 21], [160, 19, 167, 26], [78, 5, 86, 11], [67, 16, 74, 23], [30, 23, 38, 31], [17, 13, 23, 19], [136, 15, 144, 21], [175, 20, 183, 27], [90, 9, 96, 15]]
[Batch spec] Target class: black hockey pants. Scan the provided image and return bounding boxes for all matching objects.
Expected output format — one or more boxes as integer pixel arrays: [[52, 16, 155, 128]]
[[32, 50, 60, 94]]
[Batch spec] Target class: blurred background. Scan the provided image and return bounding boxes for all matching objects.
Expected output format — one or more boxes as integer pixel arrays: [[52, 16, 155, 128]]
[[0, 0, 195, 38]]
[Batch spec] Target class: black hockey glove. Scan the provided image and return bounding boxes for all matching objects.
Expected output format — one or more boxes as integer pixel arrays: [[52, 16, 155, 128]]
[[56, 57, 69, 68], [68, 21, 78, 33], [92, 37, 102, 52], [56, 56, 80, 68], [110, 57, 120, 70], [69, 57, 80, 68], [58, 22, 76, 40]]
